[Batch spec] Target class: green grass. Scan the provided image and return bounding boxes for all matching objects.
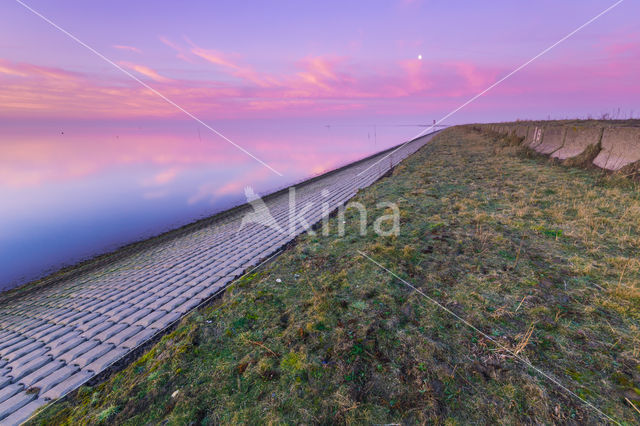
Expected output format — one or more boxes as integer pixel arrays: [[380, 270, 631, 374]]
[[30, 126, 640, 424]]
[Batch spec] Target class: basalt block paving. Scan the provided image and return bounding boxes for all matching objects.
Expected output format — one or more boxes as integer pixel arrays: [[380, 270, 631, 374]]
[[592, 127, 640, 171], [1, 398, 47, 426], [533, 126, 566, 155], [0, 393, 35, 422], [0, 132, 436, 423], [551, 126, 603, 160]]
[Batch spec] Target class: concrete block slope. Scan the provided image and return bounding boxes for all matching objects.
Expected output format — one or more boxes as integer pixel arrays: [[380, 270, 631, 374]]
[[524, 126, 543, 149], [0, 132, 437, 423], [533, 126, 566, 155], [593, 127, 640, 170], [551, 126, 603, 160], [483, 121, 640, 175], [515, 126, 528, 139]]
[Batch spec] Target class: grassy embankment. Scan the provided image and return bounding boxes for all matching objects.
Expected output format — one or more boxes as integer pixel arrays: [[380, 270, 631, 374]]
[[32, 126, 640, 424]]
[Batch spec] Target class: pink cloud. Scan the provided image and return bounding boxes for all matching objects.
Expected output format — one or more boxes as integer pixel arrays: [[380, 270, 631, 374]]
[[2, 32, 639, 123], [0, 59, 172, 118], [0, 62, 29, 77], [246, 99, 314, 111], [0, 55, 510, 120], [399, 59, 430, 94], [600, 40, 640, 79], [295, 56, 342, 89], [452, 62, 495, 90], [120, 61, 173, 83], [493, 36, 640, 100], [0, 59, 78, 80], [159, 36, 197, 64], [191, 47, 279, 88], [113, 45, 142, 54], [606, 41, 640, 56]]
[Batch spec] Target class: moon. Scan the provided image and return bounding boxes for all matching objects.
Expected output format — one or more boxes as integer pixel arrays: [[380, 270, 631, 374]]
[[418, 54, 422, 60]]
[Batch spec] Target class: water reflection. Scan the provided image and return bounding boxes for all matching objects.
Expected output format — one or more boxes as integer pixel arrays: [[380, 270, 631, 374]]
[[0, 118, 418, 290]]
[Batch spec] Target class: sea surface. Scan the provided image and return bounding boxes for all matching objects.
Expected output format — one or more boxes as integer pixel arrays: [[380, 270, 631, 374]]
[[0, 117, 424, 291]]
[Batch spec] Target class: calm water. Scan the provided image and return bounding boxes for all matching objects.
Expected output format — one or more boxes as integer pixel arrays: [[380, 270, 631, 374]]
[[0, 117, 423, 291]]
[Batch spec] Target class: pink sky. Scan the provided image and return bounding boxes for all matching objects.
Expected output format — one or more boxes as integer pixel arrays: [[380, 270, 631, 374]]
[[1, 34, 638, 121], [1, 0, 638, 188], [1, 0, 639, 287], [1, 1, 638, 124]]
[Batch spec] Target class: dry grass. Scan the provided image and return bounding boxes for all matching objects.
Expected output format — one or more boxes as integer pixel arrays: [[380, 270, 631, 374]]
[[563, 142, 602, 169]]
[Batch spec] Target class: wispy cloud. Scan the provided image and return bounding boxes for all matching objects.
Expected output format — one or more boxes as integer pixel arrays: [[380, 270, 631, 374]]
[[113, 44, 142, 54], [2, 31, 639, 122], [0, 61, 29, 77], [158, 35, 197, 63], [191, 47, 279, 87], [119, 61, 173, 83], [0, 59, 78, 80]]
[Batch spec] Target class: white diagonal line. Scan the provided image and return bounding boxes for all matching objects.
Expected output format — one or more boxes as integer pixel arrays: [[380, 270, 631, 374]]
[[15, 0, 283, 177], [357, 250, 620, 425], [358, 0, 625, 177]]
